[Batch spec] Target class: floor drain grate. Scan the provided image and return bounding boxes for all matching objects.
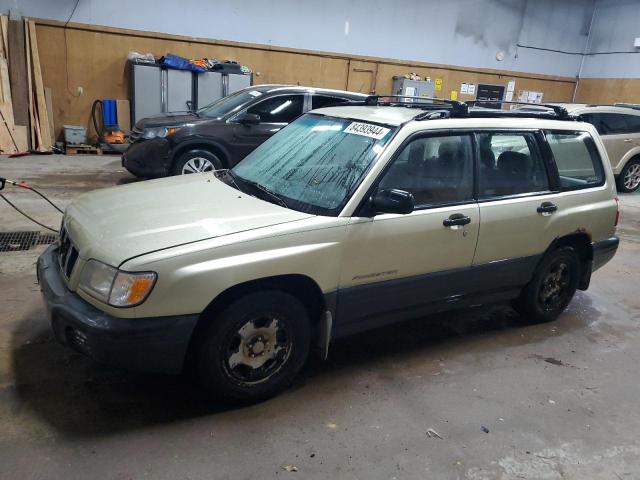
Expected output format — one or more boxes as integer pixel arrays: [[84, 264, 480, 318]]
[[0, 231, 58, 252]]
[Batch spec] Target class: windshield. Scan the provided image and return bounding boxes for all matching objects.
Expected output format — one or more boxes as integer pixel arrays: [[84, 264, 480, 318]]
[[231, 114, 396, 216], [197, 89, 264, 118]]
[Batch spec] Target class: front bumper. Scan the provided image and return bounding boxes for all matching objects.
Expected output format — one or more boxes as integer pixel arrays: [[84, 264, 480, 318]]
[[122, 138, 171, 178], [592, 236, 619, 271], [37, 245, 198, 374]]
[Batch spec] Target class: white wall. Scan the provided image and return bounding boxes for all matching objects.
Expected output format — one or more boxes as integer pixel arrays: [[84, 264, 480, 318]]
[[580, 0, 640, 78], [2, 0, 597, 77]]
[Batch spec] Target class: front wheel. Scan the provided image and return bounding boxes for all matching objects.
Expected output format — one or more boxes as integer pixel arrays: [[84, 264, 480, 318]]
[[172, 149, 222, 175], [514, 247, 580, 324], [617, 158, 640, 193], [197, 291, 311, 403]]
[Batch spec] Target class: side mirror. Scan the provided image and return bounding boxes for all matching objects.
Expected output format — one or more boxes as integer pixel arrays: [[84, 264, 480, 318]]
[[236, 113, 261, 125], [370, 189, 414, 215]]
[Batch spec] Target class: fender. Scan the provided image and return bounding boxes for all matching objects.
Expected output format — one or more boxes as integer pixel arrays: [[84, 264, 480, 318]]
[[168, 135, 233, 166], [614, 147, 640, 174]]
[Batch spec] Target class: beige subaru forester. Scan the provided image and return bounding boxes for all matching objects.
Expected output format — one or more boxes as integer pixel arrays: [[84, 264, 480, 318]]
[[37, 98, 619, 402]]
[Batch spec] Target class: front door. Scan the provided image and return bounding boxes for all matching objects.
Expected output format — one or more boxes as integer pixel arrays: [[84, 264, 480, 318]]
[[336, 133, 479, 335], [231, 94, 305, 160]]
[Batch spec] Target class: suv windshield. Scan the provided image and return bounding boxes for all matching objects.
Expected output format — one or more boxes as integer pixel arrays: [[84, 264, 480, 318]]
[[231, 114, 396, 215], [197, 89, 264, 118]]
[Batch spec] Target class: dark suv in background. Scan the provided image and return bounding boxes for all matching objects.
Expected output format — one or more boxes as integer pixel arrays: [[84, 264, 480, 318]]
[[122, 85, 366, 177]]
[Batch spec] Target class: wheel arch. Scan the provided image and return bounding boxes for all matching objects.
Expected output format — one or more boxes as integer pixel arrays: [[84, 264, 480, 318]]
[[185, 274, 327, 368], [616, 150, 640, 175], [545, 232, 593, 290], [171, 140, 231, 170]]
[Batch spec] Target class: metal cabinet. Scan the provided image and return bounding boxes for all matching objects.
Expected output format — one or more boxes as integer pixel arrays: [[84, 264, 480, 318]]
[[196, 71, 224, 109], [392, 76, 435, 101], [226, 73, 252, 95], [131, 64, 162, 124], [164, 69, 193, 112], [131, 63, 252, 123]]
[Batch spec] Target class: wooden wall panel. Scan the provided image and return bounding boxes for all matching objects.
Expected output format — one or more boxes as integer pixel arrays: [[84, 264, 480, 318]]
[[35, 19, 579, 140], [575, 79, 640, 105]]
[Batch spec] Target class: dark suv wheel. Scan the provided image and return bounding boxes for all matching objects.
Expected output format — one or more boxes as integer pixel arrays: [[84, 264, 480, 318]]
[[617, 157, 640, 193], [514, 246, 580, 324], [173, 149, 223, 175], [197, 291, 311, 403]]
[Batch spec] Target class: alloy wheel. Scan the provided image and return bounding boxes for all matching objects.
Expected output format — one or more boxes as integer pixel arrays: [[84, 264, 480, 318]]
[[623, 163, 640, 191], [182, 157, 216, 174]]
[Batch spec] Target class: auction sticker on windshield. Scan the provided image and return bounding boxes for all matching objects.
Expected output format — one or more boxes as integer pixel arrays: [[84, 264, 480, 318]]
[[344, 122, 390, 140]]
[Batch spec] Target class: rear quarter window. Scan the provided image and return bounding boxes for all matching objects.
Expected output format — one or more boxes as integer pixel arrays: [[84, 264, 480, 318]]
[[545, 130, 605, 191]]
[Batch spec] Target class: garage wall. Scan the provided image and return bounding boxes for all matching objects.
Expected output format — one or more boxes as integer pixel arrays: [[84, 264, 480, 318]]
[[4, 0, 595, 78], [574, 0, 640, 104], [32, 19, 578, 138]]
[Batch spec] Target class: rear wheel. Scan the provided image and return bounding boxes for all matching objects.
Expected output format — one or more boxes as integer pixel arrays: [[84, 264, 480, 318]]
[[514, 247, 580, 324], [172, 149, 222, 175], [617, 157, 640, 193], [197, 291, 311, 403]]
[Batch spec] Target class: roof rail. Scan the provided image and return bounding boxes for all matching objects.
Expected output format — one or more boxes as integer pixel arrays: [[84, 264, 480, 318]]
[[467, 100, 572, 119], [364, 95, 469, 116], [614, 103, 640, 110]]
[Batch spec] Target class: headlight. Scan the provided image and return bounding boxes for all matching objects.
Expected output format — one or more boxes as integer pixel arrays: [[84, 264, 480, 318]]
[[142, 126, 180, 139], [79, 260, 157, 307]]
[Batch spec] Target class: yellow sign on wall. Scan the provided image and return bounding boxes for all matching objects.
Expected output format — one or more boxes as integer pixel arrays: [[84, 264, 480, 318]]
[[450, 90, 458, 100], [435, 78, 443, 91]]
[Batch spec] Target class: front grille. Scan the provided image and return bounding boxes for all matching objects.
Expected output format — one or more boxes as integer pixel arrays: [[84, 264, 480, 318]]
[[58, 226, 79, 279]]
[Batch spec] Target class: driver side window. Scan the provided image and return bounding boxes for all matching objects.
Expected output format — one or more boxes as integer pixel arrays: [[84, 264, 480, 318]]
[[246, 95, 304, 124], [379, 134, 474, 207]]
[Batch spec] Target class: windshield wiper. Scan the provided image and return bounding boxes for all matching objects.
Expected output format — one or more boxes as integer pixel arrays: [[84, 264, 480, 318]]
[[216, 169, 243, 192], [217, 170, 288, 208], [240, 178, 289, 209]]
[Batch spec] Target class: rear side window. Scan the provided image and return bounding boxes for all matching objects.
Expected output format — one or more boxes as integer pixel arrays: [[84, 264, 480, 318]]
[[477, 132, 549, 198], [582, 113, 640, 135], [545, 131, 605, 190], [624, 114, 640, 133], [312, 95, 350, 109]]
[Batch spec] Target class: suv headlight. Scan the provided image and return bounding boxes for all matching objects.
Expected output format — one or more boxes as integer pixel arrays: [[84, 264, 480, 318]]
[[142, 126, 180, 139], [79, 260, 157, 307]]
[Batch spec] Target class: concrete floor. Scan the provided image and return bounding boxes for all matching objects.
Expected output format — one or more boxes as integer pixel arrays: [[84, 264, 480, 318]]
[[1, 154, 640, 480]]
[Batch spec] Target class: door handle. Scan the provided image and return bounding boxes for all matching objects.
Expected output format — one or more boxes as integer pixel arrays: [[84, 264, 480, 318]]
[[624, 139, 634, 143], [537, 202, 558, 214], [443, 213, 471, 227]]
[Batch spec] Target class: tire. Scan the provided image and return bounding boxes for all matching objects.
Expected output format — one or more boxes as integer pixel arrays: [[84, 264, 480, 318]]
[[172, 149, 223, 176], [197, 291, 311, 403], [514, 247, 580, 324], [616, 157, 640, 193]]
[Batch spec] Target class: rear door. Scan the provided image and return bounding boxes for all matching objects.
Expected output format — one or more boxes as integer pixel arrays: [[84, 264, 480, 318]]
[[231, 94, 305, 159], [472, 131, 559, 292], [582, 112, 640, 173]]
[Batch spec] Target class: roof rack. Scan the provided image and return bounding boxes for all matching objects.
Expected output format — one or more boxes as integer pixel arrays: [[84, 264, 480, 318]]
[[343, 96, 580, 122], [364, 95, 469, 116], [467, 100, 574, 119], [614, 103, 640, 111]]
